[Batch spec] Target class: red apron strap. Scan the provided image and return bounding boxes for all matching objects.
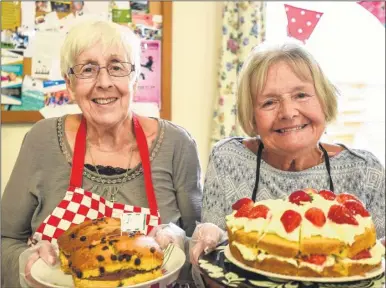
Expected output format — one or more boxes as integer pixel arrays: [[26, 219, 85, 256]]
[[69, 116, 87, 187], [69, 114, 159, 216], [133, 115, 159, 215]]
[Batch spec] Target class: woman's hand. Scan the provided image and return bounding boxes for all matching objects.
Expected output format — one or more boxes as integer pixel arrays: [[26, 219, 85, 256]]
[[381, 237, 385, 246], [20, 241, 57, 288], [149, 223, 186, 251], [189, 223, 227, 266]]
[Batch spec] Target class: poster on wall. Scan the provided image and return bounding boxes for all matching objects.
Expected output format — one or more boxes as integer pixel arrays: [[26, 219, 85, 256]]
[[1, 49, 24, 107], [134, 40, 161, 107]]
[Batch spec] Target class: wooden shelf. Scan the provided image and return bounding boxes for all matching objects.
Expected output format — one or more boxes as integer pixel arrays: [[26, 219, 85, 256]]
[[2, 1, 172, 124]]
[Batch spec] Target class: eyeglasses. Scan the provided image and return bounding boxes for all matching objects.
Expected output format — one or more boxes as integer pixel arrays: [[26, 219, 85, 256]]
[[68, 62, 135, 79]]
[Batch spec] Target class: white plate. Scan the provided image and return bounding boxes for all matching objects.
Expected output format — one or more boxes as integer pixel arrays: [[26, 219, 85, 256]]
[[224, 245, 385, 283], [31, 245, 186, 288]]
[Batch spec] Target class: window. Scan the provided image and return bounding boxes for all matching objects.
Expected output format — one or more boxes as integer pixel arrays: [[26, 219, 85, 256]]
[[266, 1, 385, 164]]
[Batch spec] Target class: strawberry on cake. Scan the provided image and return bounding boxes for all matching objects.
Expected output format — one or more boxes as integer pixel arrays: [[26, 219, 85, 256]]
[[226, 188, 385, 278]]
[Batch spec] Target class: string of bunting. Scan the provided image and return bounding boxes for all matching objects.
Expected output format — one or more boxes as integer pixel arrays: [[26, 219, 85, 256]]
[[284, 4, 323, 44], [357, 1, 385, 25], [284, 2, 385, 44]]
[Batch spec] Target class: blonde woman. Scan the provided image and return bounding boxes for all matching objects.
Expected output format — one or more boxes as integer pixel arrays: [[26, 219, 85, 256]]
[[2, 20, 202, 287], [191, 41, 385, 271]]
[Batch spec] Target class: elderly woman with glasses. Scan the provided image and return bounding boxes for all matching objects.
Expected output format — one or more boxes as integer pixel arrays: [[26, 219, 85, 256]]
[[2, 20, 202, 287]]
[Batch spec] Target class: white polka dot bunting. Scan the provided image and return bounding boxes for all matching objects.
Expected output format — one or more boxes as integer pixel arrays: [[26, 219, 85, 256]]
[[284, 4, 323, 42]]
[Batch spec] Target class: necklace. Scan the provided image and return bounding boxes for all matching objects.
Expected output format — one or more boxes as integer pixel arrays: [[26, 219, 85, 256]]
[[87, 139, 135, 203]]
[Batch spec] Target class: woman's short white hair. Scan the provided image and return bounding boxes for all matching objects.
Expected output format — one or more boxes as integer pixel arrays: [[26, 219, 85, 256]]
[[237, 39, 339, 137], [60, 20, 141, 81]]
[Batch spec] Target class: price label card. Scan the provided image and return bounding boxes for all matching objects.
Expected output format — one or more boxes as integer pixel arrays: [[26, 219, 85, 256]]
[[121, 213, 146, 233]]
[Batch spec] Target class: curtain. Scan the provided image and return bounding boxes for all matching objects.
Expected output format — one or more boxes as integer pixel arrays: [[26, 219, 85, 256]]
[[210, 1, 266, 147]]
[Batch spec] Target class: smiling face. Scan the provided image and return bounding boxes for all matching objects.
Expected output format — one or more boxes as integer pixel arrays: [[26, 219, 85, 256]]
[[66, 43, 135, 128], [254, 61, 326, 156]]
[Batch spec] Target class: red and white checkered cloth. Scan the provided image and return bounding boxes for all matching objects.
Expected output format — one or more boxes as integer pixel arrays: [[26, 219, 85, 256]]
[[33, 186, 161, 244]]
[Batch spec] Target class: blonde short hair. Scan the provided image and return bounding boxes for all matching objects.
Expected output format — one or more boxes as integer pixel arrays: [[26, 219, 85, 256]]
[[237, 40, 339, 136], [60, 20, 141, 81]]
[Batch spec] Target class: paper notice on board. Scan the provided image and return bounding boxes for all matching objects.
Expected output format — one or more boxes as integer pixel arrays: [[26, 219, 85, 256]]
[[72, 1, 109, 20], [132, 14, 162, 40], [1, 1, 21, 30], [111, 1, 132, 24], [1, 49, 24, 106], [32, 56, 53, 79], [8, 76, 45, 111], [35, 11, 61, 31], [27, 31, 64, 76], [21, 2, 36, 30], [132, 102, 160, 118], [40, 104, 82, 119]]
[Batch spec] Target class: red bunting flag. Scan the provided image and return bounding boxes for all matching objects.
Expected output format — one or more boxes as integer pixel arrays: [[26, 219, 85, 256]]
[[284, 4, 323, 43], [357, 1, 385, 25]]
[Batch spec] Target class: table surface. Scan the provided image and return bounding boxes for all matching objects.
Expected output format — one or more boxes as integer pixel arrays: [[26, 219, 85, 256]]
[[198, 242, 385, 288]]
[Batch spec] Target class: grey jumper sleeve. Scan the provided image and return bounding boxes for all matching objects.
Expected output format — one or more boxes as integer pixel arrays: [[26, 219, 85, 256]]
[[1, 131, 38, 288]]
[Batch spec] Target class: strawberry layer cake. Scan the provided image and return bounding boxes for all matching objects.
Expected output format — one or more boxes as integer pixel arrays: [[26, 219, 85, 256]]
[[226, 189, 385, 277]]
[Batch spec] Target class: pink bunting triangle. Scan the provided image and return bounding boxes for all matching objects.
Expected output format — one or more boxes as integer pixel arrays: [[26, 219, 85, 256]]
[[284, 4, 323, 43], [357, 1, 385, 25]]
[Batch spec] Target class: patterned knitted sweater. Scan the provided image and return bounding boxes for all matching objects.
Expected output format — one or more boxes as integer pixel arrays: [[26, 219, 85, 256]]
[[202, 137, 385, 239]]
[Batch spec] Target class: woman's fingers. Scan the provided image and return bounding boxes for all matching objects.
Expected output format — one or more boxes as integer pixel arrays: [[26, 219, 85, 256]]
[[38, 243, 57, 266]]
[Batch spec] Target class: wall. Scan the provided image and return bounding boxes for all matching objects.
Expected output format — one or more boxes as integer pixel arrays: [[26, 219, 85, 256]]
[[1, 2, 223, 195], [172, 1, 222, 174]]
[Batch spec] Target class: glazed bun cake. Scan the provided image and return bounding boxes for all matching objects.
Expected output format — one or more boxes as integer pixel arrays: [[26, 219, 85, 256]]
[[57, 217, 164, 287], [57, 217, 122, 274], [226, 189, 385, 278]]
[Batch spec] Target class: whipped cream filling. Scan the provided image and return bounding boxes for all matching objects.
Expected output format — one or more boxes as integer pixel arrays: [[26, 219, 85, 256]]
[[256, 251, 298, 267], [341, 241, 385, 265], [231, 242, 258, 261], [231, 241, 298, 266], [299, 256, 335, 273]]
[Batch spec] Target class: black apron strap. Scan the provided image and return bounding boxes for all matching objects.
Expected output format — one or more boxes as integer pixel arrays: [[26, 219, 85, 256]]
[[252, 140, 264, 202], [319, 143, 334, 192]]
